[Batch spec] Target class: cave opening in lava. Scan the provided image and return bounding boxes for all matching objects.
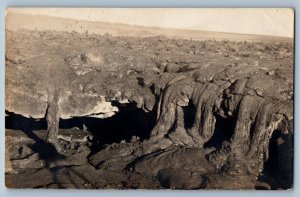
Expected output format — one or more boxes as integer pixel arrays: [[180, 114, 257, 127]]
[[5, 100, 157, 153]]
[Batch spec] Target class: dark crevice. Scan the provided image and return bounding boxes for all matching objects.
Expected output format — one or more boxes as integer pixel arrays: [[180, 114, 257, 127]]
[[257, 127, 294, 190], [263, 130, 281, 177], [182, 102, 196, 129], [204, 113, 236, 148], [261, 129, 293, 189], [5, 110, 47, 132]]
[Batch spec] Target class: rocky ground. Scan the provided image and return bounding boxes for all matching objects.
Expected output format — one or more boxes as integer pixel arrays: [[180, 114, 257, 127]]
[[5, 29, 294, 189]]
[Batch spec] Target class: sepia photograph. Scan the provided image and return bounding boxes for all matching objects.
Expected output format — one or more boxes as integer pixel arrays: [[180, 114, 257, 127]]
[[5, 8, 294, 189]]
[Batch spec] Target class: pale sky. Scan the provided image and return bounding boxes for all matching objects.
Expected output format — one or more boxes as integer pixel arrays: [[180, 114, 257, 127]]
[[6, 8, 294, 38]]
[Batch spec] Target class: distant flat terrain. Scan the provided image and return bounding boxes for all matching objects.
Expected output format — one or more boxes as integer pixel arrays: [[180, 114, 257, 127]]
[[6, 13, 293, 42]]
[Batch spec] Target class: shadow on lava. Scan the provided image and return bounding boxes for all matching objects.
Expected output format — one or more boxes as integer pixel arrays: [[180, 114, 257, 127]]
[[59, 101, 156, 154], [5, 111, 65, 161], [49, 166, 96, 188]]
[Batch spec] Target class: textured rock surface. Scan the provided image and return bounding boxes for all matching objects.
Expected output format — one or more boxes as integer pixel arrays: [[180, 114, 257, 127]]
[[5, 29, 293, 189]]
